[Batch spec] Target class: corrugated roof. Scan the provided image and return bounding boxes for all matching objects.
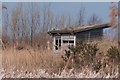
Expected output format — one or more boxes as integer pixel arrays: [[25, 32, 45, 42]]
[[48, 23, 111, 35]]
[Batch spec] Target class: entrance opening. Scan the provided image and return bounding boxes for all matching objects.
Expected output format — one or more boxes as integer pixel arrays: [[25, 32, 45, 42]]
[[55, 36, 61, 50]]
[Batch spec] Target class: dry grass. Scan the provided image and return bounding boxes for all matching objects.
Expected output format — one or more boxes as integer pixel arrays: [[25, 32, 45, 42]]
[[1, 39, 118, 78], [92, 39, 118, 61], [2, 48, 64, 74], [97, 39, 118, 53], [0, 50, 2, 69]]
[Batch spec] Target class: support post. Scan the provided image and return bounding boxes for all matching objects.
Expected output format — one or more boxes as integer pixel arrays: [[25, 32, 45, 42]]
[[74, 36, 76, 47]]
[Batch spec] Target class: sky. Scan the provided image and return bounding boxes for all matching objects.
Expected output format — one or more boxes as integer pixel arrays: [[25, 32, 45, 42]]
[[2, 2, 118, 40], [2, 2, 111, 24], [50, 2, 111, 23]]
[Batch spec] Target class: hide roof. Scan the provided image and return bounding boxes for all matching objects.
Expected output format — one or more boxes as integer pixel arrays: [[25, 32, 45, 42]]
[[48, 23, 111, 35]]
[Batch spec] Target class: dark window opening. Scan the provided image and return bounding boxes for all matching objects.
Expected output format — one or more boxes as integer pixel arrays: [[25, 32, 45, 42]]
[[63, 40, 68, 43], [56, 39, 58, 45], [55, 36, 61, 50], [63, 40, 74, 44], [59, 39, 61, 47], [55, 46, 58, 50], [55, 39, 58, 50], [69, 40, 74, 43]]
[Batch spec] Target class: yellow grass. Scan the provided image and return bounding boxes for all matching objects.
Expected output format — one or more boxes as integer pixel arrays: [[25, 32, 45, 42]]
[[95, 39, 118, 55], [2, 48, 64, 73], [2, 39, 118, 74]]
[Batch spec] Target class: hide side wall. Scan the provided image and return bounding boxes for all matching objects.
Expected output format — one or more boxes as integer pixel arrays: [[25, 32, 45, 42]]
[[76, 28, 103, 41]]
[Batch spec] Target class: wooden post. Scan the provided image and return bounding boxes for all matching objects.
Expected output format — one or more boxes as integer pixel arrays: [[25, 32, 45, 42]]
[[61, 36, 63, 51], [74, 36, 76, 47], [53, 36, 55, 51], [47, 40, 50, 50]]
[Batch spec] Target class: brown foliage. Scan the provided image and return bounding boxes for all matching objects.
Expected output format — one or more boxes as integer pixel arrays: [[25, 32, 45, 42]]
[[109, 3, 118, 28]]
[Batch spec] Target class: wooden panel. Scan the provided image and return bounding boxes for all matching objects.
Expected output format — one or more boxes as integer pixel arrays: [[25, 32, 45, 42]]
[[76, 28, 103, 41], [62, 36, 75, 40]]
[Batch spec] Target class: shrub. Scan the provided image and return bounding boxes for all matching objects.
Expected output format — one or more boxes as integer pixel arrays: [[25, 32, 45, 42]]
[[107, 46, 120, 63], [61, 40, 99, 70], [92, 60, 102, 73]]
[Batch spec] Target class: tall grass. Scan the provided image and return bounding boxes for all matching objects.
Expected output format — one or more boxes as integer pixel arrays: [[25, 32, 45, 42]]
[[2, 48, 64, 74], [2, 39, 118, 78]]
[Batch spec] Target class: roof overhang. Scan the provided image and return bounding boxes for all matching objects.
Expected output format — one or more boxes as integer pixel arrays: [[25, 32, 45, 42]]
[[48, 23, 111, 36]]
